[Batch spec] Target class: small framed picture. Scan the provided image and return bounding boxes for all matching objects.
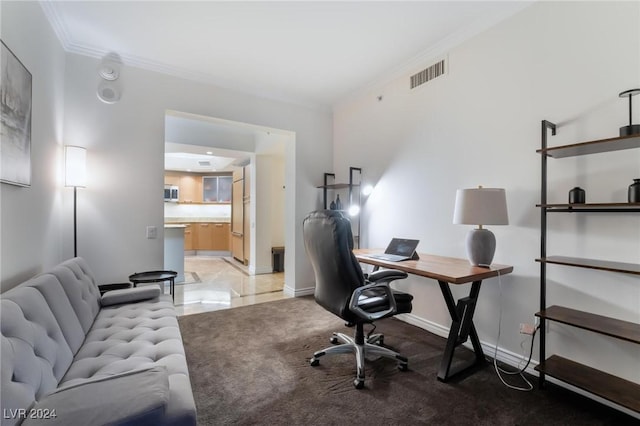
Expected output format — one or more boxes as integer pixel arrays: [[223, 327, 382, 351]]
[[1, 40, 32, 187]]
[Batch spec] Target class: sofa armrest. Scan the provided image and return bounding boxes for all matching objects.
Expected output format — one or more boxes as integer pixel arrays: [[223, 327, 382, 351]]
[[101, 286, 161, 306], [22, 366, 169, 426], [98, 282, 132, 296]]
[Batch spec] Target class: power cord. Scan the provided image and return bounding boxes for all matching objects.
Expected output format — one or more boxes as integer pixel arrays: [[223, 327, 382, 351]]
[[480, 264, 538, 392]]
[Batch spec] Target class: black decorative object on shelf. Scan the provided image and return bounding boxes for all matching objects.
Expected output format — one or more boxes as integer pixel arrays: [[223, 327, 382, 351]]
[[619, 88, 640, 136], [335, 194, 342, 210], [629, 178, 640, 203], [568, 187, 585, 204]]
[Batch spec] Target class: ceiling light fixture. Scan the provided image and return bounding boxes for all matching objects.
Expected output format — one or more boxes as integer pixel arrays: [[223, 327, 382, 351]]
[[96, 52, 122, 104], [98, 63, 119, 81]]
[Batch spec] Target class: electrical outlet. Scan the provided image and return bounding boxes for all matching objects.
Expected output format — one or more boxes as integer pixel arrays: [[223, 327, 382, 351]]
[[519, 323, 536, 335], [146, 226, 157, 239]]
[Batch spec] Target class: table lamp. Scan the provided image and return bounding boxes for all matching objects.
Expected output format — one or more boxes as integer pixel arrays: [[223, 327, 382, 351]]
[[453, 187, 508, 266]]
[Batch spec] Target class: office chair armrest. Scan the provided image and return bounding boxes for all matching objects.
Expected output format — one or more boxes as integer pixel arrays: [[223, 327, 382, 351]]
[[367, 269, 408, 283], [349, 281, 397, 321]]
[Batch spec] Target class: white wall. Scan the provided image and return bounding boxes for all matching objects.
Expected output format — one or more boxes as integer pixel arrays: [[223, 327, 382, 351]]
[[0, 2, 67, 291], [334, 0, 640, 389], [61, 52, 331, 290]]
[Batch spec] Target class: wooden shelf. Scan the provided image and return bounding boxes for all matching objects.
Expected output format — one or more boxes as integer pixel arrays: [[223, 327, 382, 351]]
[[537, 134, 640, 158], [536, 256, 640, 275], [316, 183, 359, 189], [536, 305, 640, 344], [537, 203, 640, 212], [535, 355, 640, 413]]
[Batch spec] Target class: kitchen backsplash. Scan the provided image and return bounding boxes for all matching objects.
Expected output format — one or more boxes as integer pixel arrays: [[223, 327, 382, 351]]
[[164, 203, 231, 220]]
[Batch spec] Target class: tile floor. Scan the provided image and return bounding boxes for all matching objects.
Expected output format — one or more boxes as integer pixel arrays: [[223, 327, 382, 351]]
[[173, 256, 288, 316]]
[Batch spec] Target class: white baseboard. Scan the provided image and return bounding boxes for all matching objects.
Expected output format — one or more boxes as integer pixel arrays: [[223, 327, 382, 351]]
[[251, 265, 273, 275], [190, 250, 231, 257], [285, 284, 314, 297]]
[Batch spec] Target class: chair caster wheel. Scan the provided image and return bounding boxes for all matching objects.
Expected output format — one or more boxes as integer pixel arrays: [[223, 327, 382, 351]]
[[310, 358, 320, 367], [377, 337, 384, 346], [353, 379, 365, 389], [398, 363, 408, 372], [330, 336, 339, 344]]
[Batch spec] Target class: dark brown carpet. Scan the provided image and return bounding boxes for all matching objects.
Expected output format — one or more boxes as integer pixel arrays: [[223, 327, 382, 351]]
[[178, 297, 638, 426]]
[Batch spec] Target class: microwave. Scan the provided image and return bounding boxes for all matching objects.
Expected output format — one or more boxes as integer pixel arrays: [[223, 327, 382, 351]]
[[164, 185, 179, 202]]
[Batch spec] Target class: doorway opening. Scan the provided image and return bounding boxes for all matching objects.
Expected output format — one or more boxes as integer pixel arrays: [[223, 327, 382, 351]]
[[163, 110, 295, 315]]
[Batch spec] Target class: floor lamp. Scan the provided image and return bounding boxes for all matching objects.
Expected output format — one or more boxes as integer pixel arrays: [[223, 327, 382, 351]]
[[65, 146, 87, 257]]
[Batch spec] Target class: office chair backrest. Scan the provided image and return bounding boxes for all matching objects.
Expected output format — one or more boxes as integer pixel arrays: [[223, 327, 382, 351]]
[[303, 210, 365, 322]]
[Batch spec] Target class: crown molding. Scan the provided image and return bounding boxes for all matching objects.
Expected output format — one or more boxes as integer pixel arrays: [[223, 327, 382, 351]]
[[39, 0, 73, 50], [38, 0, 331, 114]]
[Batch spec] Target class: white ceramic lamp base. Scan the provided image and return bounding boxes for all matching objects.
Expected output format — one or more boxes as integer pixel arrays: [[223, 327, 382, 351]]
[[466, 228, 496, 266]]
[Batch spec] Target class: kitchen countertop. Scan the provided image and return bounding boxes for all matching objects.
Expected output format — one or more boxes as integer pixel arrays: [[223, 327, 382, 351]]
[[165, 217, 231, 224]]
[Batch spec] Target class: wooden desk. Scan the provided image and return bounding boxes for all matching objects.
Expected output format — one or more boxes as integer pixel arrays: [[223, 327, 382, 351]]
[[354, 249, 513, 382]]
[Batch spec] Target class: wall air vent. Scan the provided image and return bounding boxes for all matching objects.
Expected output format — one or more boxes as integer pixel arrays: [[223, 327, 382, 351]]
[[410, 59, 446, 90]]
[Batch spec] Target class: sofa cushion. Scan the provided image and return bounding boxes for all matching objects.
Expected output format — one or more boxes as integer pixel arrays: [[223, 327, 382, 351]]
[[60, 296, 187, 386], [101, 286, 161, 307], [49, 257, 101, 334], [23, 366, 170, 426]]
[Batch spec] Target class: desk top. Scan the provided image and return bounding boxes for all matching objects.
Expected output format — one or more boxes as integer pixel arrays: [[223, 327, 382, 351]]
[[354, 249, 513, 285]]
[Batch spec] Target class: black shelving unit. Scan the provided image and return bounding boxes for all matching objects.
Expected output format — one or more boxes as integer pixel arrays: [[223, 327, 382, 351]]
[[537, 122, 640, 413], [318, 167, 362, 247]]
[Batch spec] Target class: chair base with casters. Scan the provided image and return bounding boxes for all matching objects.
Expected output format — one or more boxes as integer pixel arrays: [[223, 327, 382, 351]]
[[310, 322, 408, 389], [303, 210, 414, 389]]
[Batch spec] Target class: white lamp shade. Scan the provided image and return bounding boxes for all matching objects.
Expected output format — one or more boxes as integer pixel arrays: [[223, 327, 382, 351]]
[[453, 188, 508, 225], [65, 146, 87, 188]]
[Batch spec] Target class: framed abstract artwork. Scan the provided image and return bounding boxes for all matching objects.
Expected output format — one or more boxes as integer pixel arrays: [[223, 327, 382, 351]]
[[1, 40, 32, 187]]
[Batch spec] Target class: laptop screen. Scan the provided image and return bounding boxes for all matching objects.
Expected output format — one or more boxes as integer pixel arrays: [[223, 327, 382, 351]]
[[385, 238, 419, 256]]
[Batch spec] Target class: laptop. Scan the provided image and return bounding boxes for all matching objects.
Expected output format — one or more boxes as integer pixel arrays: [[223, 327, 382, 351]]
[[365, 238, 420, 262]]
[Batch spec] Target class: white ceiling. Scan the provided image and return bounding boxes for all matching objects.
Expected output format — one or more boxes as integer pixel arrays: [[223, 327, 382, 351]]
[[42, 0, 532, 110], [164, 111, 287, 172]]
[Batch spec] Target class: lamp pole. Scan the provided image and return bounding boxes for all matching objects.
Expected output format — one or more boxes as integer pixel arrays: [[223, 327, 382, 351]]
[[73, 186, 78, 257], [65, 145, 87, 258]]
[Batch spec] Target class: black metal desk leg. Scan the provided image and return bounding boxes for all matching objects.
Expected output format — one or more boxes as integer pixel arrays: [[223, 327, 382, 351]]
[[437, 280, 486, 382]]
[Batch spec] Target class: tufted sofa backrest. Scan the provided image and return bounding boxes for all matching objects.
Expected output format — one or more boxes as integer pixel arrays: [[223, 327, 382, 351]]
[[1, 283, 75, 425], [49, 257, 101, 333], [1, 258, 101, 425]]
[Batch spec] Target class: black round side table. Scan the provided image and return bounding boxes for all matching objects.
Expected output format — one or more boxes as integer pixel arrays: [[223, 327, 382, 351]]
[[129, 270, 177, 302]]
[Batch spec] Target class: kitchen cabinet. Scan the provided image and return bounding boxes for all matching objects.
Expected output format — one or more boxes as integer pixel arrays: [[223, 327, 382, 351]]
[[211, 223, 230, 250], [203, 175, 232, 203], [183, 223, 194, 251], [164, 175, 180, 186], [194, 222, 230, 251], [165, 171, 232, 204], [536, 121, 640, 413], [232, 167, 246, 263], [179, 174, 202, 203]]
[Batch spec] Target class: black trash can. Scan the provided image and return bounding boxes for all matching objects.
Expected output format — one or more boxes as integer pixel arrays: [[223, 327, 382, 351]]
[[272, 246, 285, 272]]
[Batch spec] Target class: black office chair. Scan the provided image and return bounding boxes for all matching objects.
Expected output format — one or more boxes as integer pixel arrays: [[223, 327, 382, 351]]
[[302, 210, 414, 389]]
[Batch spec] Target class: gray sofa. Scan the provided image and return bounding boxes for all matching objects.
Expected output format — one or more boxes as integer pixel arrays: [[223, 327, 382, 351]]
[[1, 257, 196, 425]]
